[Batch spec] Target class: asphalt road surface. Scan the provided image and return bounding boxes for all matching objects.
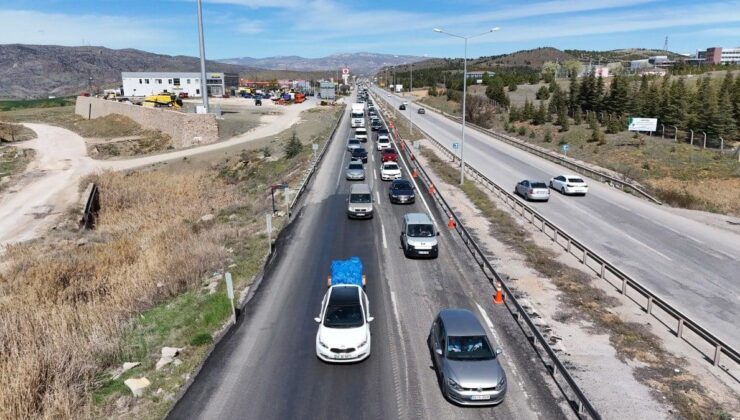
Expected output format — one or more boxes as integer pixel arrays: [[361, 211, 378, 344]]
[[376, 87, 740, 349], [169, 96, 571, 420]]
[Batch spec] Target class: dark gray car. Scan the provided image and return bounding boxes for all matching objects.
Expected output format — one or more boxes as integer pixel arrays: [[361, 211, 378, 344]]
[[428, 309, 507, 405]]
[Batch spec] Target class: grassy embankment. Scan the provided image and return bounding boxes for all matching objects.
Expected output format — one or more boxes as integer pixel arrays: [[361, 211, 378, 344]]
[[0, 105, 343, 419]]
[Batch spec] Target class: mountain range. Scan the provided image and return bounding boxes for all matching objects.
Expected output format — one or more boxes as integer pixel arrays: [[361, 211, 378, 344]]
[[218, 52, 426, 75]]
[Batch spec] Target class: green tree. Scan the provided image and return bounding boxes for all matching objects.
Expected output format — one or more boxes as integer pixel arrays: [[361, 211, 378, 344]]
[[508, 105, 520, 123], [574, 107, 583, 125], [284, 131, 303, 158], [590, 123, 605, 144], [544, 128, 553, 142], [536, 85, 550, 100], [594, 75, 605, 112], [716, 89, 737, 140], [508, 82, 518, 92], [557, 107, 569, 131], [563, 60, 583, 78], [549, 78, 559, 93], [542, 61, 559, 82], [733, 76, 740, 135], [568, 71, 579, 111], [522, 98, 534, 121], [605, 75, 630, 117], [533, 101, 547, 125], [485, 78, 510, 108]]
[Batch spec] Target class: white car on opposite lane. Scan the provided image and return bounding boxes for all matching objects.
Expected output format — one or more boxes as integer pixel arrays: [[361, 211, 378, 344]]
[[550, 175, 589, 196]]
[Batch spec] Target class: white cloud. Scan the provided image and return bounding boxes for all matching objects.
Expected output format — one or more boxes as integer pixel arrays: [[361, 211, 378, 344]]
[[236, 19, 265, 34], [205, 0, 303, 9], [0, 10, 180, 50]]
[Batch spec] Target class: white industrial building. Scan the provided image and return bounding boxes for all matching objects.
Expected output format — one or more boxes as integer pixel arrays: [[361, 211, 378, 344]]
[[121, 72, 239, 97]]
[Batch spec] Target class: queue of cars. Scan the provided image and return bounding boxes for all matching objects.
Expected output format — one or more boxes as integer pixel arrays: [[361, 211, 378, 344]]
[[323, 88, 506, 407]]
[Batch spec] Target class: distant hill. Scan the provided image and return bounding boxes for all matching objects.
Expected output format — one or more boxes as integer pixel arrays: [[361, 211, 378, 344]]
[[0, 44, 260, 99], [219, 52, 426, 75]]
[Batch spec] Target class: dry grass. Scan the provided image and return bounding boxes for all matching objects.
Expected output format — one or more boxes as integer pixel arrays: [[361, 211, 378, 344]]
[[421, 147, 733, 419], [0, 146, 34, 189], [0, 121, 37, 142], [0, 103, 343, 419], [0, 170, 241, 419]]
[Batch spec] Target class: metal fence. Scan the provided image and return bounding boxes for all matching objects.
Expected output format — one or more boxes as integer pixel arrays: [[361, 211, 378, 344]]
[[377, 94, 740, 384], [374, 96, 602, 419], [79, 182, 100, 230]]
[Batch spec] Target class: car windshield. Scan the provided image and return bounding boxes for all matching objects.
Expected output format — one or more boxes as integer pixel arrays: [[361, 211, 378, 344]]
[[393, 181, 412, 190], [350, 193, 371, 203], [446, 336, 495, 360], [348, 164, 363, 170], [384, 164, 399, 171], [531, 182, 547, 188], [568, 177, 585, 183], [408, 223, 434, 237], [323, 303, 364, 328]]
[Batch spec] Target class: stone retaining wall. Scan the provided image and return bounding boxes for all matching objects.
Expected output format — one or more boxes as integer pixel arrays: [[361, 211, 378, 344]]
[[75, 96, 218, 148]]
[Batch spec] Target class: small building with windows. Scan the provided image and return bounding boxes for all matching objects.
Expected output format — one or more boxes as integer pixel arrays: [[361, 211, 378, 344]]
[[121, 72, 239, 97]]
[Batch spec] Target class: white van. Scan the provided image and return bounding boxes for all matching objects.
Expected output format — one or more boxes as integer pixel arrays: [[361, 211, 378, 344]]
[[347, 183, 374, 219], [401, 213, 439, 258]]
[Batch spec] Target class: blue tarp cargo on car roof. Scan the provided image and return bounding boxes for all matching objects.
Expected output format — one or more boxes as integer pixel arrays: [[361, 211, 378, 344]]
[[330, 257, 364, 287]]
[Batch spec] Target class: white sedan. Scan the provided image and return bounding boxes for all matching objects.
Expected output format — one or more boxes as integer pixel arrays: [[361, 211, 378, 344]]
[[377, 135, 392, 150], [550, 174, 589, 196], [315, 285, 373, 363], [380, 161, 402, 181]]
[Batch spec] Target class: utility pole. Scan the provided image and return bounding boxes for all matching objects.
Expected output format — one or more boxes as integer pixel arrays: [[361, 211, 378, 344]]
[[196, 0, 209, 113]]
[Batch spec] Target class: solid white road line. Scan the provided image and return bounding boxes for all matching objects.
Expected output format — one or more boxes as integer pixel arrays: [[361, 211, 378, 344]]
[[335, 150, 346, 189], [629, 235, 674, 262], [376, 190, 381, 204], [373, 168, 377, 180], [381, 222, 388, 249], [475, 302, 530, 401]]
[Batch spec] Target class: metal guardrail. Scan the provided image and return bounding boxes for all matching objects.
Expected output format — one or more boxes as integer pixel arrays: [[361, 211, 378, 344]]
[[373, 95, 601, 419], [79, 182, 100, 230], [375, 93, 740, 383], [289, 104, 347, 212], [416, 101, 663, 205]]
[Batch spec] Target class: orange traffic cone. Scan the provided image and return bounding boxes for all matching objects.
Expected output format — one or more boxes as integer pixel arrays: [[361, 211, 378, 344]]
[[400, 141, 405, 150], [412, 168, 418, 178], [447, 217, 456, 229], [493, 282, 504, 305], [429, 184, 436, 194]]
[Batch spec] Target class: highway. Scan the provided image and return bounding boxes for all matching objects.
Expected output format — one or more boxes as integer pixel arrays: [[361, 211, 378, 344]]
[[169, 95, 570, 419], [375, 87, 740, 349]]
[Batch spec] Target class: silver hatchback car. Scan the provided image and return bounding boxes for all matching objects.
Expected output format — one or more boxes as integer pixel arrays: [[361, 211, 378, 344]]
[[428, 309, 507, 405]]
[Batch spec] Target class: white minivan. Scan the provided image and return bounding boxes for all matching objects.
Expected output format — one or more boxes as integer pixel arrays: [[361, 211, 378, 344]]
[[401, 213, 439, 258]]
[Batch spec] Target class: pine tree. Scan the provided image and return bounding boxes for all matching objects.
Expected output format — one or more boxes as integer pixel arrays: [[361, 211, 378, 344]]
[[574, 107, 583, 125], [733, 76, 740, 136], [536, 85, 550, 100], [568, 71, 579, 112], [544, 128, 553, 143], [697, 78, 721, 140], [549, 79, 559, 93], [522, 98, 533, 121], [606, 75, 630, 117], [533, 101, 547, 125], [635, 75, 650, 116], [508, 105, 520, 123], [716, 89, 737, 140], [595, 74, 605, 113], [557, 107, 569, 132]]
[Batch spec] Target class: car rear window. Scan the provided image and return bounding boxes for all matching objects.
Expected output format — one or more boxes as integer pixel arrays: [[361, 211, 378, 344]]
[[446, 335, 494, 360], [568, 177, 585, 183], [384, 163, 398, 170], [349, 163, 363, 170], [531, 182, 547, 188], [349, 139, 359, 144], [393, 181, 412, 189]]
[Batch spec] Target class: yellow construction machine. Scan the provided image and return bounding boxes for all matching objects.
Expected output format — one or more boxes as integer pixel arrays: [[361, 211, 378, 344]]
[[142, 93, 182, 109]]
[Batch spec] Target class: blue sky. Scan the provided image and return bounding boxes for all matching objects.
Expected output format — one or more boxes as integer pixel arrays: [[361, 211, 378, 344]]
[[1, 0, 739, 59]]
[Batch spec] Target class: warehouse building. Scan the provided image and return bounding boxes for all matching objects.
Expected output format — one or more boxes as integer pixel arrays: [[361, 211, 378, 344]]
[[121, 72, 239, 97], [697, 47, 740, 65]]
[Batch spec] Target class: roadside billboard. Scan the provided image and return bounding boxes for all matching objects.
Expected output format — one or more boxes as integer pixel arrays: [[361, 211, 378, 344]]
[[628, 117, 658, 132]]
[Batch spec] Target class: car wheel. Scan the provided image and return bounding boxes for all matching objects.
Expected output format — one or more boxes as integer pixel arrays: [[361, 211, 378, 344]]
[[561, 186, 566, 195], [549, 181, 553, 188]]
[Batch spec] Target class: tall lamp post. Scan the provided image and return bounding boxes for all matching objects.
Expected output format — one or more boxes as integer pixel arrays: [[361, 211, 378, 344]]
[[196, 0, 209, 113], [434, 27, 499, 184]]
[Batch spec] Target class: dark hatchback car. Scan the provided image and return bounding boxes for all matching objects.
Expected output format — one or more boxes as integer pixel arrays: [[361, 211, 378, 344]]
[[371, 120, 382, 131], [388, 179, 415, 204], [399, 104, 406, 110], [376, 127, 390, 140], [351, 147, 368, 163], [428, 309, 507, 406]]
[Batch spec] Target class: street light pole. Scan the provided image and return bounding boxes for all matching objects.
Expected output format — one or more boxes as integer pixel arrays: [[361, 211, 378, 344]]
[[196, 0, 209, 113], [409, 61, 413, 136], [434, 27, 499, 185]]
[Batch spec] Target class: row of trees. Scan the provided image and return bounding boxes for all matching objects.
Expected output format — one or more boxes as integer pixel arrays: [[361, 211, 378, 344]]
[[566, 71, 739, 141]]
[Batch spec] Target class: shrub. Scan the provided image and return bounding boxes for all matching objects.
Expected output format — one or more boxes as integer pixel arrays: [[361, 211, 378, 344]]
[[284, 131, 303, 158], [508, 83, 518, 92], [518, 126, 527, 136], [190, 332, 213, 346], [536, 85, 550, 100], [544, 129, 553, 143]]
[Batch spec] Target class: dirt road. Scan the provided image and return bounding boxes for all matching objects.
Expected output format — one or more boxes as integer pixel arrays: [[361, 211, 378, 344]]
[[0, 99, 319, 248]]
